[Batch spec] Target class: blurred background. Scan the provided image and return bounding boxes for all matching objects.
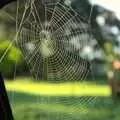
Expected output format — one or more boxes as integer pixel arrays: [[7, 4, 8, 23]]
[[0, 0, 120, 120]]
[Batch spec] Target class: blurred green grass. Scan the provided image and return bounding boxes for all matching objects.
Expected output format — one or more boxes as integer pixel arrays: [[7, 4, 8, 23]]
[[5, 79, 120, 120], [5, 78, 111, 97]]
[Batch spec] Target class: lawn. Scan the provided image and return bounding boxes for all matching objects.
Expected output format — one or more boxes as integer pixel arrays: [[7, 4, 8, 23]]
[[5, 78, 111, 97], [5, 78, 120, 120]]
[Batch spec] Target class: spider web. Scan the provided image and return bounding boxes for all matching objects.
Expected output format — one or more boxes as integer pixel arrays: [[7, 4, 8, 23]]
[[16, 0, 91, 81], [2, 0, 100, 119], [14, 0, 98, 119], [13, 0, 97, 119]]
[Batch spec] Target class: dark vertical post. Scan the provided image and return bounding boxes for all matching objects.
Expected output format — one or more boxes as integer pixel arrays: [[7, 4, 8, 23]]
[[0, 74, 14, 120], [0, 1, 16, 119]]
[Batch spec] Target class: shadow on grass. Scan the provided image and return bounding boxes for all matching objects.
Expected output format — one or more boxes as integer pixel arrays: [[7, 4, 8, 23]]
[[7, 91, 119, 120]]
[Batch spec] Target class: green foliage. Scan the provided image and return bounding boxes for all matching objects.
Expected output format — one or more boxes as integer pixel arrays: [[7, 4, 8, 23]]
[[0, 40, 24, 78]]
